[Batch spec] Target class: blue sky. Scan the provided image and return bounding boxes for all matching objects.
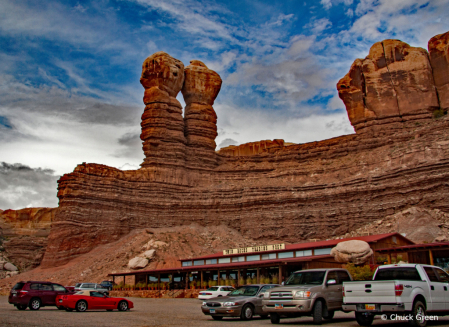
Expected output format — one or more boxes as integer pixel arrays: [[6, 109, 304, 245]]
[[1, 0, 448, 209]]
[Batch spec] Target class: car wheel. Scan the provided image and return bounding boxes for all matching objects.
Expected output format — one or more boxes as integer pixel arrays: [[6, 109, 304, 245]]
[[355, 312, 374, 326], [212, 316, 223, 320], [29, 298, 41, 310], [76, 300, 88, 312], [312, 300, 323, 325], [118, 300, 128, 311], [270, 313, 280, 324], [323, 310, 334, 320], [17, 304, 27, 311], [410, 300, 427, 327], [240, 304, 254, 320]]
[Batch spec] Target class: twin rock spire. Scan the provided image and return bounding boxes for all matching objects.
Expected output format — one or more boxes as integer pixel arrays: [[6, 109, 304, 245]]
[[140, 52, 222, 169]]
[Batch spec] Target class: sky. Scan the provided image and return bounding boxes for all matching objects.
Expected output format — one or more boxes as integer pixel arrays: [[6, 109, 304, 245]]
[[1, 0, 448, 209]]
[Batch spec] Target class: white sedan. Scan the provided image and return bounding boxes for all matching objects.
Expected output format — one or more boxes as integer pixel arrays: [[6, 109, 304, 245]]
[[198, 286, 234, 299]]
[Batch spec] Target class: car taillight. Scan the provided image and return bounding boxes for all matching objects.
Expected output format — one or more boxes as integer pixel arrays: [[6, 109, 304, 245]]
[[205, 293, 212, 295], [19, 290, 28, 296], [395, 284, 404, 296], [342, 286, 345, 297]]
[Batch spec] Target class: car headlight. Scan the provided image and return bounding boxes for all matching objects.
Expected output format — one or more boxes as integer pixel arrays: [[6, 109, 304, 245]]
[[223, 302, 238, 307], [263, 292, 270, 299], [294, 291, 311, 299], [202, 302, 207, 306]]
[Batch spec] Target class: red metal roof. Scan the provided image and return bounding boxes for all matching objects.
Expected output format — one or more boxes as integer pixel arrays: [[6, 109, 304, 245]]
[[376, 241, 449, 252], [108, 255, 332, 277], [182, 233, 412, 261]]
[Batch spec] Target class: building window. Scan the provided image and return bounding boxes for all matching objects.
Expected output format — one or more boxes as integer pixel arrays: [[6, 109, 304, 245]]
[[206, 259, 217, 265], [314, 248, 332, 255], [246, 255, 260, 261], [218, 257, 231, 264], [232, 256, 245, 262], [182, 261, 192, 267], [262, 253, 276, 260], [296, 250, 312, 257], [193, 260, 204, 266], [278, 252, 294, 259]]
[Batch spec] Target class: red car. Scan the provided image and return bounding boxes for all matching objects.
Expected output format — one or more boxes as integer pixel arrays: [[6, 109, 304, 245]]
[[57, 290, 134, 312]]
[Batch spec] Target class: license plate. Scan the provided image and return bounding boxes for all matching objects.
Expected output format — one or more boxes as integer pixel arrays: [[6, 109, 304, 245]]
[[275, 304, 284, 309], [365, 304, 375, 310], [12, 294, 16, 297], [210, 309, 216, 313]]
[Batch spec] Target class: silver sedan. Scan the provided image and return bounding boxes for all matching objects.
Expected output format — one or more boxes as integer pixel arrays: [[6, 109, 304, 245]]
[[201, 284, 279, 320]]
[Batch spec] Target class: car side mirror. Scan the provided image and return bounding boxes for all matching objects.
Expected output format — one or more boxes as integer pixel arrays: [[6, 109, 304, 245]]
[[326, 279, 337, 285], [259, 294, 264, 298]]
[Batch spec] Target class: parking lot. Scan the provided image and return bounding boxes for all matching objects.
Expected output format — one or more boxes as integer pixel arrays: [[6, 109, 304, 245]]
[[2, 296, 449, 327]]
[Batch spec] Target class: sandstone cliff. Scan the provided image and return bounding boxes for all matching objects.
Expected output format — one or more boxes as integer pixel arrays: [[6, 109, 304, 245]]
[[0, 208, 57, 272], [41, 31, 449, 268], [337, 38, 445, 132]]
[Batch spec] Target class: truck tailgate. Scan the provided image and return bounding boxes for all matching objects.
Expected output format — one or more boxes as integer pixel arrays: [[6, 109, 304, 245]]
[[344, 281, 396, 304]]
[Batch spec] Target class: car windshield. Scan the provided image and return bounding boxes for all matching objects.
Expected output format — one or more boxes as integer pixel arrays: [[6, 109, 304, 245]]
[[228, 286, 259, 296], [206, 287, 219, 291], [286, 271, 326, 285]]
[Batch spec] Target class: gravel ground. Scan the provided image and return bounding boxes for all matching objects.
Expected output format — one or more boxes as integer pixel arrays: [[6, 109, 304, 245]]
[[2, 296, 449, 327]]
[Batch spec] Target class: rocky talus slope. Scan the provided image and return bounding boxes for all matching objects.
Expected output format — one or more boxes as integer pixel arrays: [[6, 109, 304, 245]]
[[36, 31, 449, 269]]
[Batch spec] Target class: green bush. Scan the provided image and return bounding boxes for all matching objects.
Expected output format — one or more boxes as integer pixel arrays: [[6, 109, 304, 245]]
[[433, 109, 446, 119], [346, 263, 374, 281]]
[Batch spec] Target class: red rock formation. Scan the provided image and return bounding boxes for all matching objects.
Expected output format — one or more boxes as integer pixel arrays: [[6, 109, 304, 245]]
[[338, 39, 440, 132], [0, 208, 57, 271], [182, 60, 222, 167], [40, 33, 449, 268], [140, 52, 186, 168], [218, 139, 285, 156], [429, 31, 449, 111]]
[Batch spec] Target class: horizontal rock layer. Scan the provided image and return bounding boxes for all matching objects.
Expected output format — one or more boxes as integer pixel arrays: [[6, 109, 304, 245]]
[[42, 117, 449, 267]]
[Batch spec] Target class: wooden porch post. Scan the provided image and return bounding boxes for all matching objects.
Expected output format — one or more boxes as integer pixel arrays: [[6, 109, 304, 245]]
[[201, 271, 204, 289], [112, 276, 115, 284], [123, 275, 126, 285], [257, 267, 260, 284], [158, 273, 161, 290], [429, 250, 434, 265], [279, 265, 283, 284], [237, 269, 240, 286], [387, 253, 391, 264], [185, 272, 189, 290], [217, 270, 220, 285]]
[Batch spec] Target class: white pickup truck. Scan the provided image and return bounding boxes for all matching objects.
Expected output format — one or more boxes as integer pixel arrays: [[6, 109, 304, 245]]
[[342, 264, 449, 327]]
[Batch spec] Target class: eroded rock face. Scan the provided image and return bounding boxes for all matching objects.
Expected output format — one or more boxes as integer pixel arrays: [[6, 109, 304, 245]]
[[182, 60, 222, 167], [429, 31, 449, 111], [218, 140, 285, 156], [140, 52, 186, 167], [0, 208, 56, 272], [338, 39, 440, 132]]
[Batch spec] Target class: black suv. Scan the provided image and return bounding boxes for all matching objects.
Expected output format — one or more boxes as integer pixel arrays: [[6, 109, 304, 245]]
[[9, 281, 72, 310]]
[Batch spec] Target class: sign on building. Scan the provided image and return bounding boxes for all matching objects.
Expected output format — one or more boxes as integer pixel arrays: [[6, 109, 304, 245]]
[[223, 244, 285, 255]]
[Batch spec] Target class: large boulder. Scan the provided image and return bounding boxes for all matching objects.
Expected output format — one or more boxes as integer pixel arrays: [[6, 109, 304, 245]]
[[4, 262, 18, 271], [331, 240, 373, 265], [142, 249, 156, 260], [128, 257, 149, 270]]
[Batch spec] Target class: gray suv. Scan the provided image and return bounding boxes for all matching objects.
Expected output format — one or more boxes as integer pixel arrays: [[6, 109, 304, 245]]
[[74, 283, 109, 295], [201, 284, 279, 320], [262, 268, 352, 324]]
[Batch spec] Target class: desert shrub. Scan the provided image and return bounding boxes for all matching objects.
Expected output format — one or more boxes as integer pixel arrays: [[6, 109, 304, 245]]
[[433, 108, 446, 119], [346, 263, 374, 281]]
